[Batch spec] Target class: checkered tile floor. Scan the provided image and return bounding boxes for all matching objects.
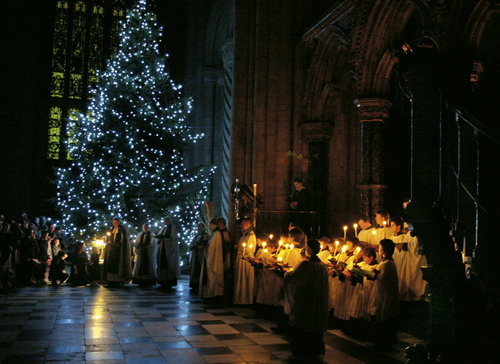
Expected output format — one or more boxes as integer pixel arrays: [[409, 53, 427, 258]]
[[0, 276, 425, 363]]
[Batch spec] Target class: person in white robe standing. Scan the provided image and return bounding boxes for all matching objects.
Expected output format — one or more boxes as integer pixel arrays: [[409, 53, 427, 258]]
[[233, 218, 256, 305], [199, 219, 224, 299], [133, 223, 157, 287], [157, 217, 180, 289]]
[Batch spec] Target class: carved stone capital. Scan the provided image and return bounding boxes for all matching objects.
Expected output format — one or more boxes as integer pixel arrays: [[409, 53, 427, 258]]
[[353, 98, 392, 122], [299, 120, 334, 142]]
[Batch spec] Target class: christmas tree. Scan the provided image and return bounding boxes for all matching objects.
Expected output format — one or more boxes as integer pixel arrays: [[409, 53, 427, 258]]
[[55, 0, 214, 258]]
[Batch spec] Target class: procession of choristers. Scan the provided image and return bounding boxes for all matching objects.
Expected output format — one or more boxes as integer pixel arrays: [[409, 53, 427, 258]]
[[207, 208, 428, 352]]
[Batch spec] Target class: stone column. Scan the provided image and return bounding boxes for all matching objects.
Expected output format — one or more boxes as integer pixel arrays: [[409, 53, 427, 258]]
[[299, 120, 333, 237], [354, 98, 392, 218]]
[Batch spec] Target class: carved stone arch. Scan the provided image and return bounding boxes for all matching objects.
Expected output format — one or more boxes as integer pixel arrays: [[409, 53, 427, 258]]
[[351, 0, 419, 96], [303, 25, 349, 122], [372, 50, 399, 96], [465, 0, 500, 53], [204, 0, 234, 68]]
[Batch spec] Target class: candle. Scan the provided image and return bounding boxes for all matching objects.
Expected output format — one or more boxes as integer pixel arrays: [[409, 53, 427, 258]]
[[383, 221, 387, 227], [269, 234, 274, 240], [334, 240, 339, 255], [243, 242, 246, 255], [372, 230, 376, 235], [320, 244, 323, 250], [264, 249, 268, 253], [253, 184, 257, 208], [278, 257, 282, 262], [354, 224, 358, 237], [341, 245, 347, 262], [290, 244, 294, 250], [279, 240, 283, 247], [286, 244, 290, 249], [262, 242, 266, 248], [343, 225, 347, 239]]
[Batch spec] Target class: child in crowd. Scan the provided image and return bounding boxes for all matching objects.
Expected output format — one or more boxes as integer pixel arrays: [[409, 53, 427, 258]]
[[89, 246, 101, 286]]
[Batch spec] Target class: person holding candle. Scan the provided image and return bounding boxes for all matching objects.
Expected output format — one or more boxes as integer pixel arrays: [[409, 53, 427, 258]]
[[373, 210, 393, 249], [357, 215, 376, 247], [199, 219, 224, 300], [332, 237, 359, 330], [233, 218, 256, 305]]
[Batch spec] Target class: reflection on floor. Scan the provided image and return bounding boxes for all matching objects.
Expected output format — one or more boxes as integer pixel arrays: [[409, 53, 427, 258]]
[[0, 276, 426, 363]]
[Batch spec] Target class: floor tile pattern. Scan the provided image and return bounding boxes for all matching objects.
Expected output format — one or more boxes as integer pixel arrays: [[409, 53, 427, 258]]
[[0, 276, 424, 363]]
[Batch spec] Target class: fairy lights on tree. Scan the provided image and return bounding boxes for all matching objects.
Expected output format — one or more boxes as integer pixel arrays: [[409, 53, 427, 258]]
[[55, 0, 214, 256]]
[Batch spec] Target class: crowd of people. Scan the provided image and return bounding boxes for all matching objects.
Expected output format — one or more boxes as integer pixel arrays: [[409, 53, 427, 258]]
[[0, 193, 427, 357]]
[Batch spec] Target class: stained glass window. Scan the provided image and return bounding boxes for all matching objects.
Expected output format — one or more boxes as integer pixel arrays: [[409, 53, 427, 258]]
[[47, 0, 128, 160], [47, 106, 63, 160]]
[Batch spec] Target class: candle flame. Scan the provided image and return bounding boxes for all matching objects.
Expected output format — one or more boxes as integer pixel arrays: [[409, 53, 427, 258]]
[[356, 247, 361, 252], [354, 224, 358, 229], [320, 244, 323, 250], [262, 242, 266, 247], [286, 244, 289, 249], [269, 234, 274, 239], [372, 230, 376, 235], [343, 226, 347, 230], [278, 257, 282, 261], [264, 249, 268, 253], [290, 244, 294, 250], [279, 240, 283, 246], [342, 246, 346, 253], [335, 241, 339, 245], [249, 245, 253, 249], [243, 243, 246, 247]]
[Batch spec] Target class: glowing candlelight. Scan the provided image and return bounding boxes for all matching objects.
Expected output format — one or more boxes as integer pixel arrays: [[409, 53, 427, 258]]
[[354, 224, 358, 237], [249, 245, 253, 249], [279, 240, 283, 246], [270, 234, 274, 240], [320, 244, 323, 250], [343, 226, 347, 239], [253, 184, 257, 208], [243, 243, 246, 248], [262, 242, 266, 248], [334, 240, 339, 255], [290, 244, 294, 250], [264, 249, 268, 253], [286, 244, 289, 249], [356, 247, 361, 254], [383, 221, 387, 227], [278, 257, 282, 262], [372, 230, 376, 235], [341, 245, 347, 263]]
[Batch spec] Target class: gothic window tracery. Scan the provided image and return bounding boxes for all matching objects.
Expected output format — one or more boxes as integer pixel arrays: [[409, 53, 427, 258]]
[[47, 0, 127, 160]]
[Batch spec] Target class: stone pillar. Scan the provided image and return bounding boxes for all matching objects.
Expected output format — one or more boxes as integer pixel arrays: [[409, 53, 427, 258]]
[[299, 120, 333, 237], [354, 98, 392, 218]]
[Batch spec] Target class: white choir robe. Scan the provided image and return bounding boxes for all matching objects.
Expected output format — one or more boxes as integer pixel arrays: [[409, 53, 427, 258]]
[[348, 261, 376, 319], [317, 250, 331, 263], [133, 232, 158, 282], [325, 252, 341, 310], [357, 227, 376, 246], [333, 254, 356, 320], [404, 233, 427, 301], [392, 233, 410, 300], [368, 259, 399, 321], [253, 248, 263, 297], [233, 230, 256, 304], [255, 250, 280, 306], [157, 225, 180, 283], [199, 230, 224, 298]]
